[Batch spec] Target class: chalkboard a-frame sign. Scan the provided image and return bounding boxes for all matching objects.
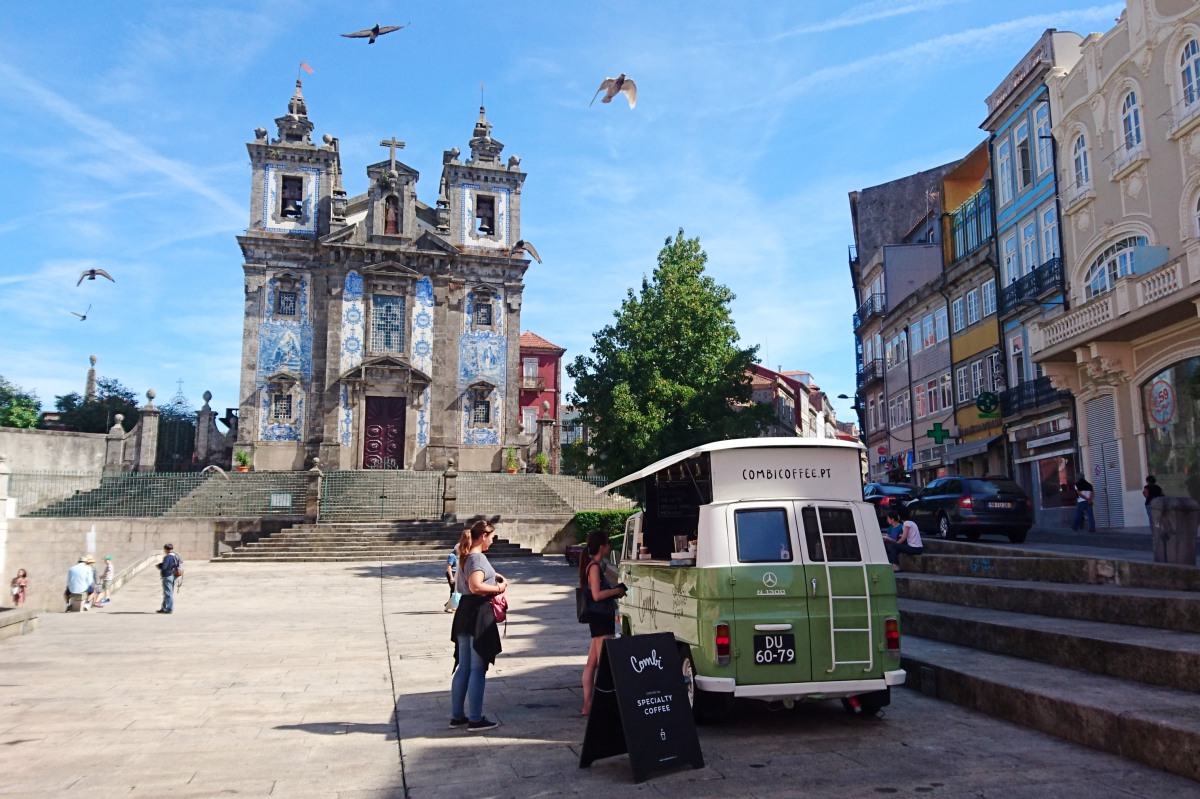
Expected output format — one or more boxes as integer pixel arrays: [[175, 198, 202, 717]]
[[579, 633, 705, 783]]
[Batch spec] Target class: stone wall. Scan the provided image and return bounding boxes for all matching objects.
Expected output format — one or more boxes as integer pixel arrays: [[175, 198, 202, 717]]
[[492, 515, 576, 554], [0, 427, 107, 473], [1, 517, 296, 614]]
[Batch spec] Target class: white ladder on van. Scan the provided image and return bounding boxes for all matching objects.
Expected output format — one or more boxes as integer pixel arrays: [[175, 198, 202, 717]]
[[819, 537, 875, 675]]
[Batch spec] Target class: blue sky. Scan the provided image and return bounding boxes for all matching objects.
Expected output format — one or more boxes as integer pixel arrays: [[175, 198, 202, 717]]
[[0, 0, 1124, 424]]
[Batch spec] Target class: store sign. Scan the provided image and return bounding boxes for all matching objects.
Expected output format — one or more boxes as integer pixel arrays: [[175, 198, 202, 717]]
[[1149, 378, 1175, 427]]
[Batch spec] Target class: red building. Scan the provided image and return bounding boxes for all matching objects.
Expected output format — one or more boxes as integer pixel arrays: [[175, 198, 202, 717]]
[[518, 331, 565, 472]]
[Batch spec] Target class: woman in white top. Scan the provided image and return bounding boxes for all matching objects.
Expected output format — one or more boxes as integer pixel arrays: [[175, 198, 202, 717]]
[[883, 509, 923, 571]]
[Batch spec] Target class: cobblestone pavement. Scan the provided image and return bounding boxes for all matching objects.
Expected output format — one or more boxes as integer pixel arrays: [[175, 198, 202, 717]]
[[0, 556, 1195, 798]]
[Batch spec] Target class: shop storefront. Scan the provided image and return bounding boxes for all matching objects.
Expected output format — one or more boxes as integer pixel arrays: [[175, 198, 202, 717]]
[[1142, 356, 1200, 504]]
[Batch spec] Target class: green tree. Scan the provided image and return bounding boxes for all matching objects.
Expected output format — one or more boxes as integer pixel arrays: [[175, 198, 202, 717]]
[[567, 229, 772, 478], [0, 376, 41, 428], [55, 377, 138, 433]]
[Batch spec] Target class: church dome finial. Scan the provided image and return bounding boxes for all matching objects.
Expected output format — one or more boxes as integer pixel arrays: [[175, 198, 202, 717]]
[[468, 105, 503, 165], [274, 78, 315, 145], [473, 105, 491, 139]]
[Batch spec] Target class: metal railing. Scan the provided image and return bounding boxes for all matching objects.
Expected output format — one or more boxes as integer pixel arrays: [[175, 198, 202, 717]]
[[319, 471, 443, 520], [999, 256, 1063, 316], [853, 294, 886, 329], [857, 359, 884, 389], [999, 377, 1071, 417]]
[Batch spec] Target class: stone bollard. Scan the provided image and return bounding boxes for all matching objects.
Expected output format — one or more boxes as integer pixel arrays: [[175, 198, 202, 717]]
[[442, 458, 458, 523], [306, 458, 323, 519], [1150, 496, 1199, 566]]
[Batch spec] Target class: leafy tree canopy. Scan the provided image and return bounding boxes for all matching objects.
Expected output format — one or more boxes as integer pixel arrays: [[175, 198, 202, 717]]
[[0, 375, 41, 429], [54, 377, 139, 433], [566, 229, 773, 478]]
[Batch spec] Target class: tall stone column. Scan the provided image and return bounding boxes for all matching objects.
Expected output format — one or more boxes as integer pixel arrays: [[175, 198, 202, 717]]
[[134, 390, 161, 473]]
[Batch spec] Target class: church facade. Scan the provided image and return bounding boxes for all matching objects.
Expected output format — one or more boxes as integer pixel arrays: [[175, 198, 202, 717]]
[[235, 81, 534, 472]]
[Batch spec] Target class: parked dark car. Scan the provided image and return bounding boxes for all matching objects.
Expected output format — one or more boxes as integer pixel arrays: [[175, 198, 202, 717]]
[[863, 482, 916, 527], [906, 476, 1033, 543]]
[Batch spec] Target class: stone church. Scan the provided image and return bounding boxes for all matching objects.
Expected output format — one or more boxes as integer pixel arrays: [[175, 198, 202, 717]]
[[235, 80, 534, 472]]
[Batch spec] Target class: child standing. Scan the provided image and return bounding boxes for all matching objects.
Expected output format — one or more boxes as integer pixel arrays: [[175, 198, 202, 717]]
[[9, 569, 28, 607], [99, 556, 115, 605]]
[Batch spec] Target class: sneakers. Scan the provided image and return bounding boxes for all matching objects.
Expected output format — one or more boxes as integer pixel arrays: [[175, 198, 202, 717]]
[[466, 717, 500, 732], [448, 716, 468, 729]]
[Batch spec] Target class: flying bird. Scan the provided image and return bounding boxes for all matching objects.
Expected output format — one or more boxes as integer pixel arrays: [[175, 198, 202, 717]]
[[590, 74, 637, 109], [341, 23, 407, 44], [71, 304, 92, 321], [76, 268, 115, 286], [511, 240, 542, 264]]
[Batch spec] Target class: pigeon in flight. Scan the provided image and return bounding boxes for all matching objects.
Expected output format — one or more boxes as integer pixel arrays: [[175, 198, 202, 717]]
[[76, 268, 115, 286], [71, 304, 92, 321], [590, 74, 637, 109], [511, 240, 542, 264], [341, 23, 408, 44]]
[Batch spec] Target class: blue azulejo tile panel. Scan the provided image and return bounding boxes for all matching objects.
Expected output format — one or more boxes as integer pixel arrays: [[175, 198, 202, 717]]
[[257, 322, 313, 380], [413, 277, 434, 450], [266, 278, 310, 323], [340, 270, 365, 374], [339, 384, 353, 447], [263, 164, 320, 235], [417, 387, 430, 448], [461, 387, 500, 446], [458, 184, 510, 249], [457, 334, 507, 388]]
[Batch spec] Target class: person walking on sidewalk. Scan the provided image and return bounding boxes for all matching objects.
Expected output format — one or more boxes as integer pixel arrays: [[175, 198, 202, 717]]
[[1143, 475, 1164, 527], [157, 544, 182, 614], [448, 520, 506, 732], [1072, 477, 1096, 532], [443, 548, 459, 613], [10, 568, 28, 607]]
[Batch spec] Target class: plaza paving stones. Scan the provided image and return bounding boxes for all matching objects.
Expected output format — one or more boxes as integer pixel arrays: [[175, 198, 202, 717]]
[[1, 556, 1196, 797]]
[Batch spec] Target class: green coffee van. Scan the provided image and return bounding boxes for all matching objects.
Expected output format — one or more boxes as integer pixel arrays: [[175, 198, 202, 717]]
[[601, 438, 905, 718]]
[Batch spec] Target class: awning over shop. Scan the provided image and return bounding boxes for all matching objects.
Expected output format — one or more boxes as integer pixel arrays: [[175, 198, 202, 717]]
[[941, 435, 1003, 462]]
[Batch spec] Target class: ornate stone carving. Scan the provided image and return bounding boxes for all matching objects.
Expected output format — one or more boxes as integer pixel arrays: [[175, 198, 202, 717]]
[[1076, 207, 1092, 230], [1084, 356, 1131, 386], [1125, 165, 1146, 198]]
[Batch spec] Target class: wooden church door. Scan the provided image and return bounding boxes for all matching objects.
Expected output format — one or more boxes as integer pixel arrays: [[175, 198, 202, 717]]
[[363, 397, 406, 469]]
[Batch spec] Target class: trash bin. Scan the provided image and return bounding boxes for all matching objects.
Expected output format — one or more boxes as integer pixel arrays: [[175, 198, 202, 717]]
[[1150, 496, 1199, 566]]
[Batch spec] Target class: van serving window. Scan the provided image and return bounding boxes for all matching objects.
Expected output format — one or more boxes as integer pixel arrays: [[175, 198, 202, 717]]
[[734, 508, 792, 563], [802, 506, 862, 562]]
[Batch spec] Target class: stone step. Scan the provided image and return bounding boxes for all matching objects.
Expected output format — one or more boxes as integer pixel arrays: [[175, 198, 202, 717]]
[[896, 572, 1200, 633], [899, 597, 1200, 693], [906, 552, 1200, 592], [902, 636, 1200, 782], [217, 552, 541, 563]]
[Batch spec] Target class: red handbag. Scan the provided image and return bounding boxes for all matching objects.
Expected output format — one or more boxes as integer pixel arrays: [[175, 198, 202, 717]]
[[490, 592, 508, 623]]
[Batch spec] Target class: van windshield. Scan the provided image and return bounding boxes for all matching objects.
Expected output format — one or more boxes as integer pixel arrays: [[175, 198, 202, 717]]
[[734, 508, 792, 562]]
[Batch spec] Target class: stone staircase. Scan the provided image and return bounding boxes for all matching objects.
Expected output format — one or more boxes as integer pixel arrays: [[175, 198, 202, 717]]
[[897, 539, 1200, 782], [216, 520, 536, 562]]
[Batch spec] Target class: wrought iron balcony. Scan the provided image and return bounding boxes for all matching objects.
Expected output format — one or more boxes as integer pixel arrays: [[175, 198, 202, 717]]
[[853, 294, 886, 329], [520, 376, 545, 391], [999, 257, 1063, 316], [999, 376, 1071, 417], [856, 359, 884, 390]]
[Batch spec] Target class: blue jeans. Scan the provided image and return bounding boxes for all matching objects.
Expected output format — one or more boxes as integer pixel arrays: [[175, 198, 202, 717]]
[[885, 541, 923, 566], [1072, 502, 1096, 532], [450, 634, 487, 722], [161, 573, 176, 612]]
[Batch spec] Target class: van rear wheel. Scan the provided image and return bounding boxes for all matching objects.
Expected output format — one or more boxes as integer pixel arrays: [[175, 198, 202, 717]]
[[678, 644, 730, 723]]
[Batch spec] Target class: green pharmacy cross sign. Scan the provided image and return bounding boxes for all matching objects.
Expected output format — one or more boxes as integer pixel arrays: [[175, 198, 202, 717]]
[[925, 422, 951, 445], [975, 391, 1000, 419]]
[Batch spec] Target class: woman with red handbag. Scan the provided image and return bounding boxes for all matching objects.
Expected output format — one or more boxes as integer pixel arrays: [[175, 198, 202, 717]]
[[449, 520, 507, 732]]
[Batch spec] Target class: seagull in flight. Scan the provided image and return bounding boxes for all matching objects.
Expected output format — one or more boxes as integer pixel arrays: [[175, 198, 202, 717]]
[[76, 268, 115, 286], [590, 74, 637, 109], [341, 23, 408, 44], [511, 240, 542, 264], [71, 304, 92, 321]]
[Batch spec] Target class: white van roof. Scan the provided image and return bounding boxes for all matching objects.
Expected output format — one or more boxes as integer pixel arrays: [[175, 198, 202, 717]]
[[597, 437, 866, 495]]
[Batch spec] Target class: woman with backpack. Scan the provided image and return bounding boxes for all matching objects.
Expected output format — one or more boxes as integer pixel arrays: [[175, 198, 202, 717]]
[[448, 520, 507, 732], [579, 529, 627, 716]]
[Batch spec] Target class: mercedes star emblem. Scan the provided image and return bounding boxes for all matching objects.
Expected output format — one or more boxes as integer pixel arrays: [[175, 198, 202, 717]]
[[762, 572, 778, 588]]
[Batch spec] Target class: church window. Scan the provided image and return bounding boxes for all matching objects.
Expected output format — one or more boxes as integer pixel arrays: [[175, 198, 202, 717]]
[[475, 194, 496, 235], [474, 300, 493, 328], [471, 396, 491, 425], [276, 290, 297, 317], [370, 294, 406, 354], [384, 195, 400, 235], [281, 176, 304, 218], [272, 394, 293, 420]]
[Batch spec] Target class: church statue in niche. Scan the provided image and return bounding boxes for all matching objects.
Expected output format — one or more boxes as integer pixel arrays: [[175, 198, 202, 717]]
[[235, 82, 535, 473]]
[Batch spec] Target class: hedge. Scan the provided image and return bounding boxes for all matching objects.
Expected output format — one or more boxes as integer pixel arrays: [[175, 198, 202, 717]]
[[573, 509, 639, 547]]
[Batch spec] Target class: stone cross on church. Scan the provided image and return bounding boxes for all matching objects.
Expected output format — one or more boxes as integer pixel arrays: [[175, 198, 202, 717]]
[[380, 136, 405, 172]]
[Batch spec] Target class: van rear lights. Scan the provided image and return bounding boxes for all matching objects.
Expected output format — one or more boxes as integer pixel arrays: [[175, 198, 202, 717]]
[[958, 495, 973, 509], [884, 618, 900, 657], [715, 622, 731, 665]]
